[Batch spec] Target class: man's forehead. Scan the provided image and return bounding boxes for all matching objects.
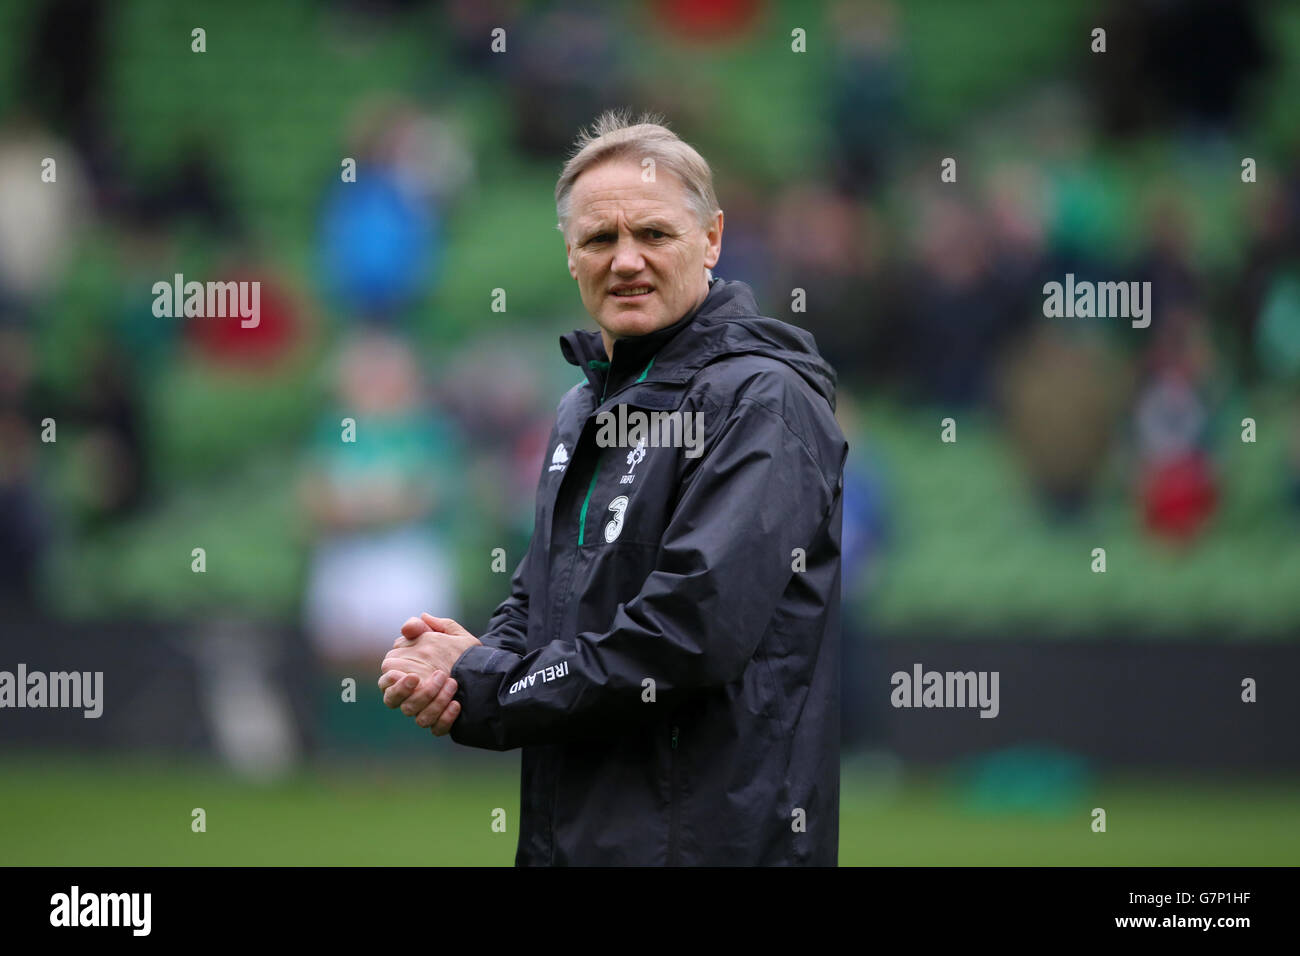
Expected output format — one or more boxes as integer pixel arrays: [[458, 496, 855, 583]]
[[571, 162, 689, 219], [573, 199, 684, 230]]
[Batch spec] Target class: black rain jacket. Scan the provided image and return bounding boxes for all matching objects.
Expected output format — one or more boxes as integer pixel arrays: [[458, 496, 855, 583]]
[[449, 276, 847, 865]]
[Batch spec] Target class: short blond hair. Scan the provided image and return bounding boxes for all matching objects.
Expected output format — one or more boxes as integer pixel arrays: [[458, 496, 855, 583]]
[[555, 109, 721, 237]]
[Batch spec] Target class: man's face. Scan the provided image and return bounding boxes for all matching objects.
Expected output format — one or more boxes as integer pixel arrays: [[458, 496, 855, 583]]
[[565, 157, 723, 357]]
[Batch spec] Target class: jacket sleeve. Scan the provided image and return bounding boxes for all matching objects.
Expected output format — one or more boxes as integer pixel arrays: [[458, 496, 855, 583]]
[[476, 536, 531, 656], [448, 395, 839, 751]]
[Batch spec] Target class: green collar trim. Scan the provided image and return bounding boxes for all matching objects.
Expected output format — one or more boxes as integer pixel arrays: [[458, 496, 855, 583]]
[[578, 356, 655, 394]]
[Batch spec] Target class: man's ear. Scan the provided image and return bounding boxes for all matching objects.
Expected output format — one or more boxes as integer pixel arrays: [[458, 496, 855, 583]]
[[566, 239, 577, 280], [703, 210, 723, 269]]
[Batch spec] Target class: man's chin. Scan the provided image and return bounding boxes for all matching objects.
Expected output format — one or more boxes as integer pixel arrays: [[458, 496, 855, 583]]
[[600, 310, 668, 339]]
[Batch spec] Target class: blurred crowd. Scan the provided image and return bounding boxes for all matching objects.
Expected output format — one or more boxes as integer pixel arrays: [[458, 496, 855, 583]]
[[1, 0, 1298, 758]]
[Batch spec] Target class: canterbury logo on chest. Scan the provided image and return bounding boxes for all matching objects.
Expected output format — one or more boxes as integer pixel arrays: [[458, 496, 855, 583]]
[[548, 442, 569, 472]]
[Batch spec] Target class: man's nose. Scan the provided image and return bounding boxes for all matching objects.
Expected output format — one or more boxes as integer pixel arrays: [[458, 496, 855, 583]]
[[611, 235, 645, 274]]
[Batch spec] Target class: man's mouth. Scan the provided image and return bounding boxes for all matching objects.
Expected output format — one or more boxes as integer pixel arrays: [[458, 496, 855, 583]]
[[611, 286, 653, 298]]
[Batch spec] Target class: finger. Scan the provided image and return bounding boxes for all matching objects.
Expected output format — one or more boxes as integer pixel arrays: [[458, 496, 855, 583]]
[[421, 612, 468, 636], [384, 680, 419, 710], [400, 616, 432, 640], [400, 671, 447, 716], [431, 700, 461, 736], [415, 676, 458, 728], [380, 654, 415, 674], [413, 698, 447, 729], [378, 670, 405, 691], [383, 673, 420, 709]]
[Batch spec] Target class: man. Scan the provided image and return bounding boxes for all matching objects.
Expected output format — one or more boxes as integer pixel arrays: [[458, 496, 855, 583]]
[[379, 111, 848, 865]]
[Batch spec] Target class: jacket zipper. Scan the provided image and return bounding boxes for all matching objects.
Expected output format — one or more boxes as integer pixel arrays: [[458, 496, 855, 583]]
[[667, 723, 680, 866], [574, 357, 652, 546], [575, 367, 610, 547], [576, 457, 601, 546]]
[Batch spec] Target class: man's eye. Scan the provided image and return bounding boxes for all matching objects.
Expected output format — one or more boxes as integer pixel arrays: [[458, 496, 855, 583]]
[[588, 234, 612, 244], [647, 229, 667, 240]]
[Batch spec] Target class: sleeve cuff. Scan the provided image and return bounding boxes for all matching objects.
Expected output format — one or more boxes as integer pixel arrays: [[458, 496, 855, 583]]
[[448, 644, 518, 750]]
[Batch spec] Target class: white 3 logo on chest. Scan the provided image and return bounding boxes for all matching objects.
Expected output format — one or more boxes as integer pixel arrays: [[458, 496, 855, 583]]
[[604, 495, 629, 543]]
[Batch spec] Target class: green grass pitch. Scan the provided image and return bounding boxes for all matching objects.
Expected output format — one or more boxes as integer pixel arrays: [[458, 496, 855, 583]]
[[1, 756, 1295, 865]]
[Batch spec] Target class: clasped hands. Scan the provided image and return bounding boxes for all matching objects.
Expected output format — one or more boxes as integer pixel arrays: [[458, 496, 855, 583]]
[[378, 613, 482, 735]]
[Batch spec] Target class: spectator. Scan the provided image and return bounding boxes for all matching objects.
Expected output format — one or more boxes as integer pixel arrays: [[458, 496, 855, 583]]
[[299, 330, 465, 752]]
